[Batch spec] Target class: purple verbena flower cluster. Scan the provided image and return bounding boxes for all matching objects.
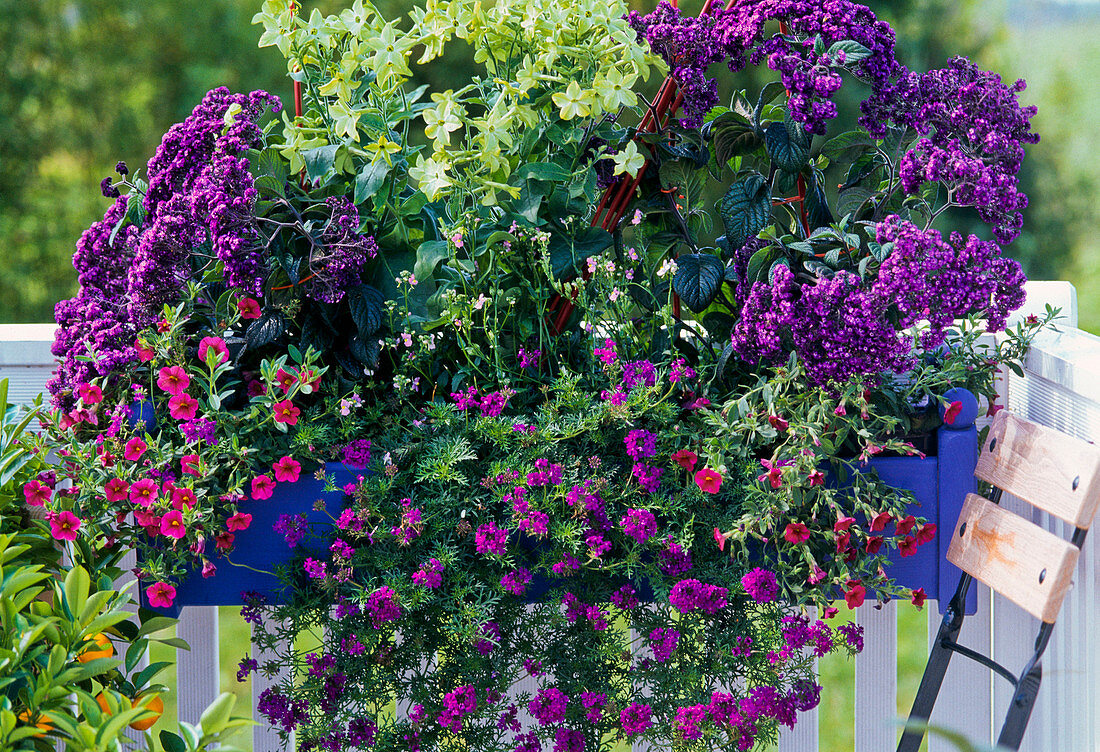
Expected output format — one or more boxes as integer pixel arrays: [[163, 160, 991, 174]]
[[669, 578, 729, 614]]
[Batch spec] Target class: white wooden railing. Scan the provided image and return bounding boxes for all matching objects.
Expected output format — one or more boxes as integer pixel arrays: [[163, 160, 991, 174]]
[[4, 281, 1097, 752]]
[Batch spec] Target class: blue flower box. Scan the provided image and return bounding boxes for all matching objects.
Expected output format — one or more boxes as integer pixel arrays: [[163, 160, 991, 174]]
[[857, 388, 978, 613], [140, 462, 354, 616]]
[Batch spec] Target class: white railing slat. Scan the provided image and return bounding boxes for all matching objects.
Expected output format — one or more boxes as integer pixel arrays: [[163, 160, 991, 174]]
[[175, 606, 220, 725], [854, 601, 897, 752]]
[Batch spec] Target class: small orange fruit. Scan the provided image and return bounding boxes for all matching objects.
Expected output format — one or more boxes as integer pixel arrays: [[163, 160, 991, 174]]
[[95, 691, 124, 716], [17, 709, 53, 738], [129, 694, 164, 731], [77, 633, 114, 663]]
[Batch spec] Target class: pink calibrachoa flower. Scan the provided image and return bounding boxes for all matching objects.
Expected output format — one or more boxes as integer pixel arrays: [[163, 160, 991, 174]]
[[834, 515, 856, 532], [157, 366, 190, 396], [671, 449, 698, 471], [124, 437, 147, 461], [272, 400, 300, 426], [146, 582, 176, 609], [171, 487, 197, 510], [272, 456, 301, 483], [135, 338, 155, 362], [916, 523, 938, 544], [104, 478, 129, 502], [227, 512, 252, 532], [168, 393, 199, 421], [237, 297, 261, 319], [865, 536, 884, 554], [898, 535, 919, 557], [943, 400, 963, 425], [77, 382, 103, 404], [50, 510, 82, 541], [713, 526, 727, 551], [274, 369, 297, 393], [895, 515, 917, 536], [181, 454, 201, 476], [251, 475, 276, 500], [201, 559, 217, 578], [869, 511, 893, 532], [768, 414, 789, 431], [23, 480, 51, 507], [783, 522, 811, 544], [198, 336, 229, 365], [911, 587, 927, 609], [215, 531, 235, 550], [160, 510, 187, 539], [757, 458, 786, 489], [694, 468, 722, 494], [844, 579, 866, 609], [807, 469, 826, 486], [129, 479, 159, 507]]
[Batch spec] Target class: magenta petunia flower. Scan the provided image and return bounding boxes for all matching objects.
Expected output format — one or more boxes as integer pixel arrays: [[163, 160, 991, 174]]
[[124, 436, 148, 461], [251, 474, 276, 500], [197, 336, 229, 365], [23, 480, 51, 507], [272, 456, 301, 483], [237, 297, 261, 319], [160, 510, 187, 539], [168, 393, 199, 421], [146, 581, 176, 609], [50, 510, 82, 541], [104, 477, 129, 502], [272, 400, 300, 426], [783, 522, 811, 544], [227, 512, 252, 532], [77, 382, 103, 405], [129, 478, 159, 507], [157, 366, 190, 396], [694, 467, 722, 494]]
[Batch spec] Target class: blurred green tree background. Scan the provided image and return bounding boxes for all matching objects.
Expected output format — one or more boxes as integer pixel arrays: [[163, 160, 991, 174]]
[[1, 0, 1096, 330]]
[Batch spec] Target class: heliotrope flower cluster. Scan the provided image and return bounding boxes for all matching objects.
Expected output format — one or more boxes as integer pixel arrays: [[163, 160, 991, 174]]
[[627, 0, 902, 132], [861, 57, 1039, 243], [730, 217, 1026, 383]]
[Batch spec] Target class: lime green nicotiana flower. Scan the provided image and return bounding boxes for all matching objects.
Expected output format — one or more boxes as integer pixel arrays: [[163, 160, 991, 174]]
[[552, 81, 595, 121], [613, 142, 647, 178], [408, 154, 453, 201]]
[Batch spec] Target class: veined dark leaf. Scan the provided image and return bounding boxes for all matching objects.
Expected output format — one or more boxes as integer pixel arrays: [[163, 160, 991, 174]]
[[673, 254, 726, 313], [719, 173, 771, 250], [347, 284, 384, 337], [765, 122, 810, 173], [244, 310, 285, 351]]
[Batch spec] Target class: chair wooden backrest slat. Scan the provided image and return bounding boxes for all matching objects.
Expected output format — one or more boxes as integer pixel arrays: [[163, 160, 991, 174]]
[[975, 410, 1100, 529], [947, 493, 1079, 623]]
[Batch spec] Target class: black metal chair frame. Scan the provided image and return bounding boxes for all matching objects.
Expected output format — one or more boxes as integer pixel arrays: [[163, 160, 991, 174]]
[[896, 485, 1089, 752]]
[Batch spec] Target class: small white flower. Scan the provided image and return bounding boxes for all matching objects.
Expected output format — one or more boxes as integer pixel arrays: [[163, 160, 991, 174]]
[[400, 333, 413, 347], [657, 259, 678, 278], [604, 260, 616, 274], [610, 287, 622, 302], [586, 257, 599, 274], [473, 294, 489, 310]]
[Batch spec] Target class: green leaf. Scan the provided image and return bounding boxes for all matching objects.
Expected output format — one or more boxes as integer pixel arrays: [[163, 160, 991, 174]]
[[548, 226, 613, 279], [63, 566, 90, 619], [754, 81, 786, 127], [354, 160, 390, 204], [710, 112, 761, 167], [244, 310, 285, 352], [413, 240, 450, 282], [819, 129, 875, 160], [512, 162, 571, 183], [837, 186, 874, 218], [108, 191, 146, 247], [672, 254, 726, 313], [827, 39, 872, 63], [253, 175, 285, 198], [302, 144, 339, 182], [160, 730, 188, 752], [765, 122, 810, 173], [745, 245, 779, 284], [198, 692, 237, 735], [719, 173, 771, 251]]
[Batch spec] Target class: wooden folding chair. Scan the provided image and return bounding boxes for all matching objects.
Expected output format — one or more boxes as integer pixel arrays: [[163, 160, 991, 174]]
[[897, 410, 1100, 751]]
